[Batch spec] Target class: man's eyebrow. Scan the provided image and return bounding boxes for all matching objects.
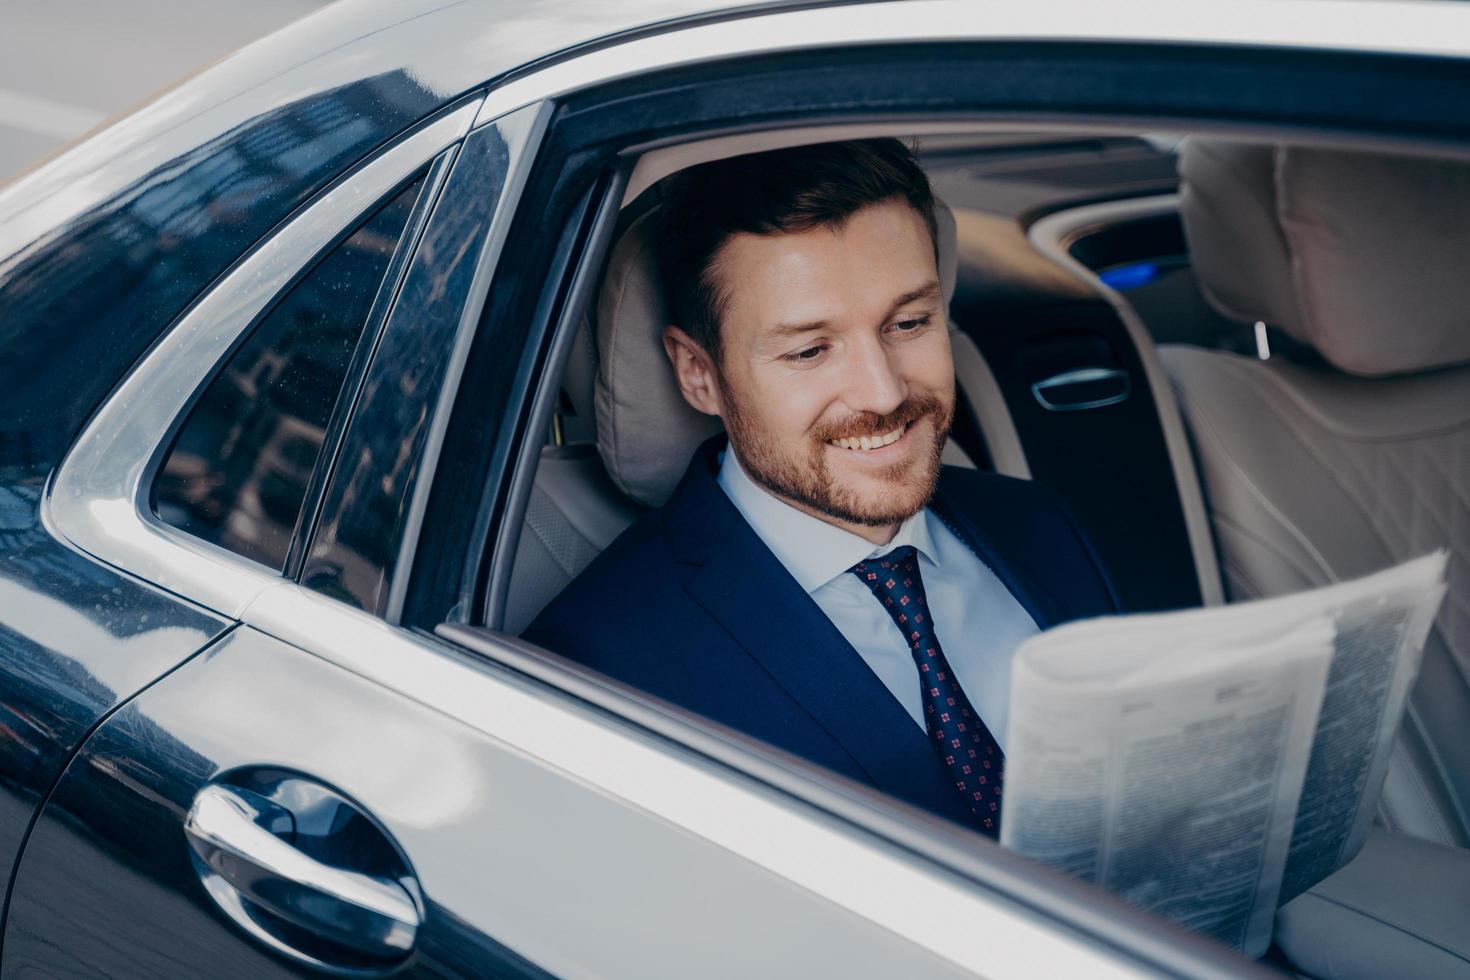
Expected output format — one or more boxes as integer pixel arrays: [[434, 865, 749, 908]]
[[767, 280, 943, 339], [768, 317, 832, 339], [887, 280, 943, 314]]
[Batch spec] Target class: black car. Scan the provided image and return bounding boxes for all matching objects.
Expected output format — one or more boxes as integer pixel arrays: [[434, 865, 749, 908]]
[[1, 1, 1467, 976]]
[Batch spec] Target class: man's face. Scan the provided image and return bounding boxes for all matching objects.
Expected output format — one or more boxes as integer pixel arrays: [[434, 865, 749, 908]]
[[670, 197, 955, 535]]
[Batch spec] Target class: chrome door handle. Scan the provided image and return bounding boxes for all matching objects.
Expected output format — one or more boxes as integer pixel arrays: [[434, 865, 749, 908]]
[[185, 783, 421, 959]]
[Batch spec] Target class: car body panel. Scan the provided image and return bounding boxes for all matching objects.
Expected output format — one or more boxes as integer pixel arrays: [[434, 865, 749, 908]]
[[2, 616, 1089, 979], [0, 0, 782, 486], [0, 498, 227, 917], [0, 100, 501, 928]]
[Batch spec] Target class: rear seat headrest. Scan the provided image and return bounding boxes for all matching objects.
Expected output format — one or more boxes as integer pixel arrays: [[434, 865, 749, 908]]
[[595, 195, 959, 508], [1179, 139, 1470, 377]]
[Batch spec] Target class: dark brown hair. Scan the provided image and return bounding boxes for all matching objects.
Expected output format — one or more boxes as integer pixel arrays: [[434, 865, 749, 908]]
[[656, 139, 937, 361]]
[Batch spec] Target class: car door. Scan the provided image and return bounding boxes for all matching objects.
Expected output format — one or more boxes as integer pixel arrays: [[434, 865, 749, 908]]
[[0, 80, 1179, 978]]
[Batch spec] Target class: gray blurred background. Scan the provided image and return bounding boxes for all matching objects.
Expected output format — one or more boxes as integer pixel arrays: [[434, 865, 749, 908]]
[[1, 0, 329, 183]]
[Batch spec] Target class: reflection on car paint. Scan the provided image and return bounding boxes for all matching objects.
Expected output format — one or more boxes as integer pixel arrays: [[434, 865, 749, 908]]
[[0, 482, 226, 912], [4, 627, 550, 978]]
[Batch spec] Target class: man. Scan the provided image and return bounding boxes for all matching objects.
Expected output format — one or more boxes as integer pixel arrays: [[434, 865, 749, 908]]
[[526, 140, 1118, 837]]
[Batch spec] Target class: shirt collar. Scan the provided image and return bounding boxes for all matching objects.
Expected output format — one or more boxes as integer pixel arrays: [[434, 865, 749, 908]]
[[717, 446, 941, 594]]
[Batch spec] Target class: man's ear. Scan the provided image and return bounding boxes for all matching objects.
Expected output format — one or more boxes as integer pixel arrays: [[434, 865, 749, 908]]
[[662, 325, 723, 418]]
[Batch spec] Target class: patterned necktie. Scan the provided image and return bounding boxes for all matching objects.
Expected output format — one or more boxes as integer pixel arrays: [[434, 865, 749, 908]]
[[850, 545, 1004, 837]]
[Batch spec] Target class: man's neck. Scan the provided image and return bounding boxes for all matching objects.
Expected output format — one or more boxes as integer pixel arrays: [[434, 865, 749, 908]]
[[779, 493, 898, 545], [724, 448, 900, 545]]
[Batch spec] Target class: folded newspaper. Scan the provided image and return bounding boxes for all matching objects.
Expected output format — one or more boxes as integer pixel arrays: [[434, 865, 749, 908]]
[[999, 553, 1448, 957]]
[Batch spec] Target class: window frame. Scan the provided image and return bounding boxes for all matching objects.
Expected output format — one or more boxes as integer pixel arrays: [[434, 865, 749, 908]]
[[281, 158, 452, 579], [410, 38, 1470, 635]]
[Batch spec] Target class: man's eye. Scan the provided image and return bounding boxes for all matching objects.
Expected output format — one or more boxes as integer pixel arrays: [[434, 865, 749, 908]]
[[784, 345, 828, 363], [889, 315, 932, 333]]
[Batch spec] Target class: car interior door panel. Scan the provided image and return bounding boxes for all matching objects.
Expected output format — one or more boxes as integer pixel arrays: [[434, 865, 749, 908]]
[[948, 294, 1204, 613]]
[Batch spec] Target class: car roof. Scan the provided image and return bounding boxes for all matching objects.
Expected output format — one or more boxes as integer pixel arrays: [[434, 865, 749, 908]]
[[0, 0, 804, 251]]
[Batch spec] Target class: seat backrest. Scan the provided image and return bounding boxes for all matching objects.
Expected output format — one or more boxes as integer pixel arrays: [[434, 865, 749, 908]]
[[1163, 139, 1470, 846]]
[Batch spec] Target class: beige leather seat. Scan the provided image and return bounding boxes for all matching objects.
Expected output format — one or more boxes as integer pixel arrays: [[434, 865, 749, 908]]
[[1161, 139, 1470, 848], [505, 194, 1024, 633]]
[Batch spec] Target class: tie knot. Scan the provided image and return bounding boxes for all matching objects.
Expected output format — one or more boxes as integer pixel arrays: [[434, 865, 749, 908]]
[[851, 545, 918, 578], [850, 545, 925, 610]]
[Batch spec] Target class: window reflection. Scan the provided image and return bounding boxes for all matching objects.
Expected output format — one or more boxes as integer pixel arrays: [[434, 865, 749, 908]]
[[152, 176, 424, 570]]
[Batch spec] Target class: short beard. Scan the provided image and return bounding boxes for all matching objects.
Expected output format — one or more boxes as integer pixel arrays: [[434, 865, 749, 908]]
[[720, 381, 953, 528]]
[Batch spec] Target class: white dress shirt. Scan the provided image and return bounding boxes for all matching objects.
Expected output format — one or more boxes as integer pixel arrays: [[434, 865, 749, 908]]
[[718, 449, 1038, 750]]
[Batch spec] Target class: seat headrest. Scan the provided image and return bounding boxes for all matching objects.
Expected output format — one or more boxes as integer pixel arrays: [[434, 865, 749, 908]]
[[1179, 139, 1470, 377], [595, 197, 959, 508]]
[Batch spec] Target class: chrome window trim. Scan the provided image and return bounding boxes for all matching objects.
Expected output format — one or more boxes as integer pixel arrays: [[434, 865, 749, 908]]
[[473, 0, 1470, 129], [44, 98, 483, 618], [240, 579, 1214, 980]]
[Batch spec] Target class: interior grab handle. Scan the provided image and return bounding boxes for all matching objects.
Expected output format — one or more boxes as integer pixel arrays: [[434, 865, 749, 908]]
[[184, 783, 421, 959], [1030, 366, 1131, 412]]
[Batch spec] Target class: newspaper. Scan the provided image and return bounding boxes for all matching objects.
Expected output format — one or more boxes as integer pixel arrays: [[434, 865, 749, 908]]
[[999, 553, 1448, 957]]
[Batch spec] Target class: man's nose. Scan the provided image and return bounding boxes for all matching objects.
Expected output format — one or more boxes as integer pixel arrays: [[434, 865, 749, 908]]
[[842, 335, 906, 416]]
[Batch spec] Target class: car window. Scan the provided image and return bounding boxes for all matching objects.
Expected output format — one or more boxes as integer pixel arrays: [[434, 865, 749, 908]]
[[301, 106, 547, 615], [152, 175, 425, 570]]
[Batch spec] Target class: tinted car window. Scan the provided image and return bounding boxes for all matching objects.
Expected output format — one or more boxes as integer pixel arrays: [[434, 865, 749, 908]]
[[153, 176, 424, 570], [301, 112, 537, 614]]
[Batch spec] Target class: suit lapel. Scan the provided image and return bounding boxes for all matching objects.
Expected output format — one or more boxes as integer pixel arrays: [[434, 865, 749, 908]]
[[932, 473, 1066, 630], [666, 440, 975, 825]]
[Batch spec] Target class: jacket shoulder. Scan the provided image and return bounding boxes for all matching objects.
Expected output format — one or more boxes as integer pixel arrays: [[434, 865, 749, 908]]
[[938, 464, 1049, 503], [520, 509, 690, 660], [936, 465, 1123, 618]]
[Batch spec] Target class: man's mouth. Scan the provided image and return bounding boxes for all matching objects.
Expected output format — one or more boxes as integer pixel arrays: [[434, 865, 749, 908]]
[[828, 423, 908, 452]]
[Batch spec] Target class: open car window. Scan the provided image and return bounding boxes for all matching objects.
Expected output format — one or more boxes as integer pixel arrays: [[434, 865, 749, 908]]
[[464, 122, 1470, 976]]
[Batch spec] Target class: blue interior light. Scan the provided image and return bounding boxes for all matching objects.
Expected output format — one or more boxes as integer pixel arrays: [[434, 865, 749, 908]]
[[1098, 261, 1161, 291]]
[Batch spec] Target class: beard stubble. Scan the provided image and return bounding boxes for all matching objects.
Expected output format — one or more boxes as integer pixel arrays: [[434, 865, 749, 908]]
[[721, 381, 953, 528]]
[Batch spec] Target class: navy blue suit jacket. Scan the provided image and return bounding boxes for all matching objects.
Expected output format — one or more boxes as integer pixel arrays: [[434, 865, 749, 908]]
[[525, 437, 1120, 829]]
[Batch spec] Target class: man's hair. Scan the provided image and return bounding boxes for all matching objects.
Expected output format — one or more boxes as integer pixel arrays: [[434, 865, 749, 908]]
[[656, 138, 937, 361]]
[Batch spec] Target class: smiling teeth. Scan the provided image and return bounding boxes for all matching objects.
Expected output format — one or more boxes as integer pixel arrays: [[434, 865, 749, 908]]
[[830, 426, 905, 451]]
